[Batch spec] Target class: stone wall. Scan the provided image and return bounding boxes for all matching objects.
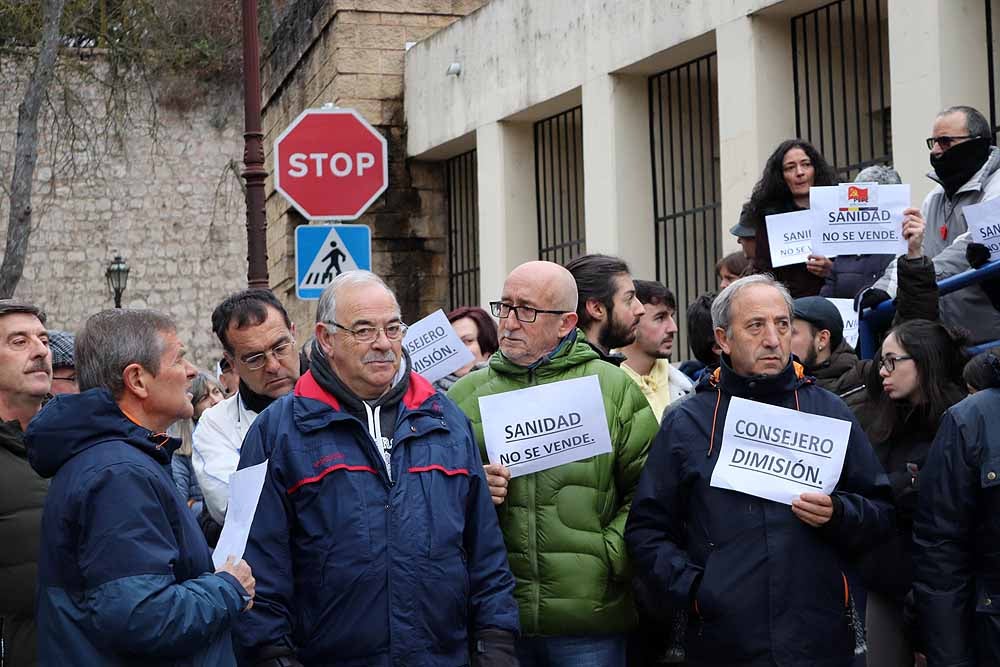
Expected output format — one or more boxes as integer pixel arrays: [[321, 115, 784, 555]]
[[260, 0, 487, 335], [0, 55, 248, 370]]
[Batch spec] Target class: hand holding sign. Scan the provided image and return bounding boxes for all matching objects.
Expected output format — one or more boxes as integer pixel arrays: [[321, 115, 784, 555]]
[[483, 463, 511, 505], [791, 492, 835, 527], [902, 207, 926, 258]]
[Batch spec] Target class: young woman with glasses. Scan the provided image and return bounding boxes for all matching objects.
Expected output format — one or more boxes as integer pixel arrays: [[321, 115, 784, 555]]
[[856, 319, 969, 667]]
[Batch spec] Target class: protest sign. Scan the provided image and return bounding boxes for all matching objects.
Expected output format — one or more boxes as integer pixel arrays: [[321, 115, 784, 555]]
[[766, 210, 820, 267], [710, 397, 851, 505], [478, 375, 612, 478], [827, 298, 860, 349], [810, 182, 909, 257], [213, 460, 268, 568], [962, 196, 1000, 261], [402, 309, 475, 383]]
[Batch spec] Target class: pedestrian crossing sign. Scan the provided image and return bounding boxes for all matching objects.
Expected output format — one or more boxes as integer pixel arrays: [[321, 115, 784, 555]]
[[294, 224, 372, 300]]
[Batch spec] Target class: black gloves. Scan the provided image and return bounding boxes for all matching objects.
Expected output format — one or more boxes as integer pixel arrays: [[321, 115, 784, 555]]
[[967, 242, 1000, 310], [857, 288, 891, 313]]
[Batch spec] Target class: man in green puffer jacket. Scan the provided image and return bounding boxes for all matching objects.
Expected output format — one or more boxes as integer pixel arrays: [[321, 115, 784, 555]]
[[449, 261, 657, 667]]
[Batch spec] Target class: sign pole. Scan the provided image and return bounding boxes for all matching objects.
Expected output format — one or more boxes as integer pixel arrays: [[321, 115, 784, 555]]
[[240, 0, 269, 290]]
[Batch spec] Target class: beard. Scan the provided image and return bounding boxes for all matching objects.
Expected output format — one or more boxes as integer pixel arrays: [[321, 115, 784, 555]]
[[598, 310, 636, 350], [802, 343, 819, 369]]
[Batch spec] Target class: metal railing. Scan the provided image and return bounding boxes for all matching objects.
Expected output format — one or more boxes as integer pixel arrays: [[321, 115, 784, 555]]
[[446, 150, 480, 309], [648, 52, 721, 362], [858, 258, 1000, 359], [534, 107, 586, 263], [791, 0, 891, 180]]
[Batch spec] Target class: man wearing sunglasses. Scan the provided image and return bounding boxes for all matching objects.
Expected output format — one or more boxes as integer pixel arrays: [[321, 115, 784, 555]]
[[870, 105, 1000, 343], [233, 271, 519, 666], [448, 261, 657, 667], [193, 289, 301, 526]]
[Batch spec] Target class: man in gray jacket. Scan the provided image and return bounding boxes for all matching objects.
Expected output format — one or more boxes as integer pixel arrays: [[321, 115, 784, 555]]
[[872, 105, 1000, 342]]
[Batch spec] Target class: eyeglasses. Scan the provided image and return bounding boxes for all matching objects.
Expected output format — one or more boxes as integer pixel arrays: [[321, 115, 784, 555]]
[[925, 135, 978, 150], [878, 354, 914, 373], [490, 301, 566, 323], [329, 321, 407, 343], [239, 339, 295, 371]]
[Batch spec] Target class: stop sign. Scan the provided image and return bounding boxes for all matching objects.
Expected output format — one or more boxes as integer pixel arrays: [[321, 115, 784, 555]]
[[274, 107, 388, 220]]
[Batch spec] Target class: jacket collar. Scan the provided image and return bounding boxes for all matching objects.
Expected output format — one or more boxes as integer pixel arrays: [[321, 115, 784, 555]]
[[711, 355, 808, 399], [292, 370, 439, 432]]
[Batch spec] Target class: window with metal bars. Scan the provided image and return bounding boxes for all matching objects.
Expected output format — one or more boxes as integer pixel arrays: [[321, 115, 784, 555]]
[[987, 0, 1000, 140], [648, 53, 722, 363], [446, 150, 480, 309], [534, 107, 585, 263], [791, 0, 892, 180]]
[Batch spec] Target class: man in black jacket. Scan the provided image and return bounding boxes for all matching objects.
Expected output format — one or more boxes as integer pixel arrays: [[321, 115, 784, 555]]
[[0, 300, 52, 667], [625, 275, 894, 667], [914, 353, 1000, 666]]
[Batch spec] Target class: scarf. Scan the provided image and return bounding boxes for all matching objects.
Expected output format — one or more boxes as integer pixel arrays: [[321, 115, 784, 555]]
[[238, 379, 276, 414], [930, 137, 991, 198]]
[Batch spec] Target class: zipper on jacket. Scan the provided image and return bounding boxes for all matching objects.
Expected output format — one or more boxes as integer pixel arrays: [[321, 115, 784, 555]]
[[527, 472, 540, 631]]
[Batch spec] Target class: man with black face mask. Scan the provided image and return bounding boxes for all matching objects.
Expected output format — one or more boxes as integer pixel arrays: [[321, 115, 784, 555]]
[[870, 105, 1000, 343]]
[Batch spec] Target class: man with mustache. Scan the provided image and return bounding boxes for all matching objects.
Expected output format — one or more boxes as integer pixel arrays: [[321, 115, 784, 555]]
[[0, 300, 52, 667], [564, 254, 646, 366], [449, 261, 657, 666], [619, 280, 693, 423], [625, 274, 893, 666], [193, 289, 300, 529], [234, 271, 519, 666]]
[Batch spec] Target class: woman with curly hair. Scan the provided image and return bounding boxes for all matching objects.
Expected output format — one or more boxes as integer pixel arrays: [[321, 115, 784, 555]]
[[746, 139, 838, 296]]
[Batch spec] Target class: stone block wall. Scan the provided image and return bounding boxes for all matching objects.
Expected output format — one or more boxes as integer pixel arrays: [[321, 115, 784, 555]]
[[0, 56, 248, 370], [261, 0, 486, 335]]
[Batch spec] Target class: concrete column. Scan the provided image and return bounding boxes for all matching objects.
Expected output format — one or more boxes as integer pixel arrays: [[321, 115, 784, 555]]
[[581, 73, 656, 280], [475, 121, 538, 307], [889, 0, 990, 207], [716, 14, 797, 254]]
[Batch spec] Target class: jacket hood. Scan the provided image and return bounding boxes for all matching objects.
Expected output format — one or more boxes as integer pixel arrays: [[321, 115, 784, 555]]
[[26, 387, 178, 478]]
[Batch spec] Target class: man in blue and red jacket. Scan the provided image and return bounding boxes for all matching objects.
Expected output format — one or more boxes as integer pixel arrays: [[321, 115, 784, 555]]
[[235, 270, 519, 667]]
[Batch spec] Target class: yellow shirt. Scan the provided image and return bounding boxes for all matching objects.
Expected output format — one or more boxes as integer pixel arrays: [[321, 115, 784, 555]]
[[620, 358, 694, 422]]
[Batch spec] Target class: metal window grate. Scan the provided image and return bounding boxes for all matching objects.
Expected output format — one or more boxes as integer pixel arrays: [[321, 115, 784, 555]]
[[446, 150, 480, 308], [648, 53, 721, 363], [535, 107, 586, 263], [791, 0, 892, 180]]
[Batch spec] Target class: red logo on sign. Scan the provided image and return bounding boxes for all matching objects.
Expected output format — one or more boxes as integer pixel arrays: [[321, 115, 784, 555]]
[[274, 108, 389, 220], [847, 186, 869, 203]]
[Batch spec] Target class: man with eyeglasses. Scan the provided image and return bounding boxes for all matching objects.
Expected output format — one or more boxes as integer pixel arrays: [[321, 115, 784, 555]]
[[870, 104, 1000, 343], [449, 261, 657, 667], [233, 270, 519, 667], [193, 289, 301, 525]]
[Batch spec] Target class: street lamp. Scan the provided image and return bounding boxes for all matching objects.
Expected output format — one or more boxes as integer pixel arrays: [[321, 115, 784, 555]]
[[105, 254, 130, 308]]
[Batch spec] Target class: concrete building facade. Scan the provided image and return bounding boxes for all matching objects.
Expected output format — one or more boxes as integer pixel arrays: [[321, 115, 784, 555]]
[[405, 0, 999, 358]]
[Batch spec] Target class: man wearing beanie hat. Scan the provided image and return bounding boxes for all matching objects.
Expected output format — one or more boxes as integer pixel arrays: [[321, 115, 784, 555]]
[[790, 296, 862, 396], [48, 330, 78, 395]]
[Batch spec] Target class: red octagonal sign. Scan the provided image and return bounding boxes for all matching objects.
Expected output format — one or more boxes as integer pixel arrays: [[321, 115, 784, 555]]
[[274, 107, 388, 220]]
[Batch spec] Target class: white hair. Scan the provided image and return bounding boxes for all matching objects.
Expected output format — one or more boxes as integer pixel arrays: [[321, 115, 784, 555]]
[[315, 270, 398, 324], [711, 274, 793, 336]]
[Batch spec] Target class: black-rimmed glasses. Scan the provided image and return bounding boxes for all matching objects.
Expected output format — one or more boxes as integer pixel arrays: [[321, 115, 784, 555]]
[[879, 354, 914, 373], [925, 135, 978, 150], [489, 301, 566, 323]]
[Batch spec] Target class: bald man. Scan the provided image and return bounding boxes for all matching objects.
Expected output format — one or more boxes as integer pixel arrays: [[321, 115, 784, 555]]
[[448, 261, 657, 667]]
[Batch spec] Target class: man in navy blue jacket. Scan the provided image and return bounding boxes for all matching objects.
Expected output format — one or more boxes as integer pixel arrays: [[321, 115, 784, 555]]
[[27, 309, 256, 666], [235, 270, 519, 667], [625, 274, 893, 667]]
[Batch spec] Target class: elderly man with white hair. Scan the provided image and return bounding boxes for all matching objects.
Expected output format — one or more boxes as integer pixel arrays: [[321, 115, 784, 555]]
[[234, 270, 519, 667]]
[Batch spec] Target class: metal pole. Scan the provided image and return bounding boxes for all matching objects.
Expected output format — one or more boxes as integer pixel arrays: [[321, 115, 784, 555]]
[[241, 0, 269, 290], [114, 290, 122, 309]]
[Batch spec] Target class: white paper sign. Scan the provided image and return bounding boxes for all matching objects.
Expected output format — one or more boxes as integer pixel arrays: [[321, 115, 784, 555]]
[[402, 309, 475, 383], [962, 196, 1000, 261], [810, 182, 909, 257], [478, 375, 612, 478], [212, 460, 268, 568], [710, 397, 851, 505], [766, 210, 819, 267], [827, 298, 860, 349]]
